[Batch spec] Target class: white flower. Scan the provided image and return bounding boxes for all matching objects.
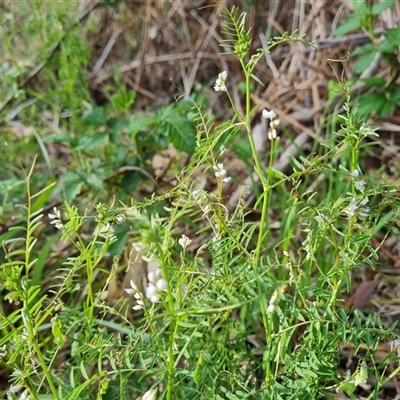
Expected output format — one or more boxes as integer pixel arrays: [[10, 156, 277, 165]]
[[0, 345, 6, 358], [98, 223, 116, 240], [268, 128, 277, 140], [345, 197, 370, 219], [214, 71, 227, 92], [9, 385, 23, 394], [142, 388, 158, 400], [146, 268, 167, 304], [178, 234, 192, 250], [351, 170, 360, 178], [346, 198, 359, 217], [213, 163, 227, 178], [48, 207, 61, 220], [223, 177, 232, 183], [48, 207, 63, 230], [50, 220, 63, 230], [19, 389, 30, 400], [219, 145, 227, 155], [124, 280, 144, 310], [116, 213, 126, 224], [358, 207, 370, 220], [266, 288, 280, 314], [354, 180, 366, 193], [156, 279, 167, 291], [390, 339, 400, 350], [262, 109, 277, 120], [270, 118, 280, 128], [262, 109, 279, 140], [124, 279, 138, 295]]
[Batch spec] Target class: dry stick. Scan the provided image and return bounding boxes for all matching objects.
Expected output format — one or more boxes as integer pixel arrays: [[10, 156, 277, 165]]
[[136, 0, 153, 86], [184, 8, 220, 98], [1, 1, 100, 116], [122, 74, 157, 101], [90, 52, 236, 85], [91, 28, 123, 77]]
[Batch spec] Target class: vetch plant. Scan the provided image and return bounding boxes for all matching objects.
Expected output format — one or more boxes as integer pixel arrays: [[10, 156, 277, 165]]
[[2, 2, 400, 400]]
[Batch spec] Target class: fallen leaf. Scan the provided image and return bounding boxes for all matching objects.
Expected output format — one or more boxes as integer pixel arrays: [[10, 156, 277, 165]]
[[353, 280, 380, 309]]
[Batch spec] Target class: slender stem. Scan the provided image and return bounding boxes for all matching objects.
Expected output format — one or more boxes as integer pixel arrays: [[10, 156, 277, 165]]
[[24, 162, 60, 400], [255, 138, 276, 264]]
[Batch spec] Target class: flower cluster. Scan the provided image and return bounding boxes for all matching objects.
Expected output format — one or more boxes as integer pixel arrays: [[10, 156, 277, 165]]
[[178, 234, 192, 250], [301, 228, 313, 261], [116, 213, 126, 224], [8, 385, 30, 400], [48, 207, 63, 230], [262, 109, 280, 140], [213, 163, 231, 183], [346, 196, 369, 219], [97, 222, 116, 241], [125, 268, 167, 309], [214, 71, 227, 92], [351, 170, 366, 193]]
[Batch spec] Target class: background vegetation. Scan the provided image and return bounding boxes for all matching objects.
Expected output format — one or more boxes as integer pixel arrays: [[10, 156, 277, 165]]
[[1, 1, 400, 399]]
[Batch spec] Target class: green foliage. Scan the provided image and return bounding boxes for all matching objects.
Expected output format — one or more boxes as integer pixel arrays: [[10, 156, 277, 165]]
[[41, 97, 196, 203], [334, 0, 400, 117]]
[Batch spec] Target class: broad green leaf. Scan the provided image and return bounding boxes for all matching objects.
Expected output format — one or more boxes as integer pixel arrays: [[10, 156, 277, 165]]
[[372, 0, 395, 15], [358, 92, 394, 117], [163, 116, 196, 154], [42, 132, 71, 143], [107, 117, 129, 133], [82, 107, 107, 127], [155, 104, 174, 120], [377, 28, 400, 53], [378, 98, 396, 117], [359, 77, 385, 88], [334, 14, 361, 36], [351, 0, 367, 13], [127, 116, 156, 137], [60, 171, 85, 202], [75, 132, 108, 151], [352, 43, 375, 56], [121, 170, 144, 194], [86, 173, 104, 191], [390, 84, 400, 104], [353, 49, 378, 74]]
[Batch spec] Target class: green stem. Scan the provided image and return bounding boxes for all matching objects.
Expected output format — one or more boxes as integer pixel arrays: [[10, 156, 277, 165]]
[[24, 162, 60, 400], [255, 138, 276, 265]]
